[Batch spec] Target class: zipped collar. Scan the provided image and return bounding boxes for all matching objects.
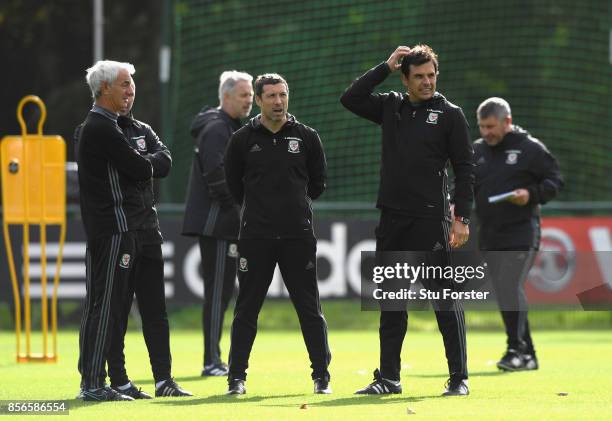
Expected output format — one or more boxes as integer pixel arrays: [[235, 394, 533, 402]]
[[402, 91, 446, 109], [248, 113, 297, 132]]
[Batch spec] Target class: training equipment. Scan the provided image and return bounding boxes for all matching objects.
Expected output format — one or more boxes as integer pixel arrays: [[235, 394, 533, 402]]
[[1, 96, 66, 363]]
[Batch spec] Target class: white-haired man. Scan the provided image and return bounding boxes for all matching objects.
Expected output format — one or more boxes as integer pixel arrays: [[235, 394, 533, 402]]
[[77, 60, 191, 401], [182, 70, 253, 376], [77, 60, 151, 401]]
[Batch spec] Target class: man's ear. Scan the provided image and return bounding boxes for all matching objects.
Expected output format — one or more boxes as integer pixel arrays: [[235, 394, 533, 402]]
[[400, 72, 409, 88], [100, 81, 110, 96], [255, 95, 262, 107]]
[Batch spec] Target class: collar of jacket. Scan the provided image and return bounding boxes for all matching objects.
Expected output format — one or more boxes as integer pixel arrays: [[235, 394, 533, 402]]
[[248, 113, 297, 131], [118, 112, 146, 131], [190, 106, 241, 137], [493, 125, 530, 148], [401, 91, 446, 109]]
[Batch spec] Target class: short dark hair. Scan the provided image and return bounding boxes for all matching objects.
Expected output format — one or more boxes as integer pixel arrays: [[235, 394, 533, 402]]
[[400, 44, 438, 77], [254, 73, 288, 97]]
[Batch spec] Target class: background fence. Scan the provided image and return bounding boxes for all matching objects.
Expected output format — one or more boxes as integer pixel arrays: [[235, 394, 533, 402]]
[[163, 0, 612, 207]]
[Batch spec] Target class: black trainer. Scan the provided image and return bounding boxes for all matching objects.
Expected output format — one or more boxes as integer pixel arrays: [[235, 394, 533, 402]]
[[201, 362, 229, 377], [355, 369, 402, 394], [227, 379, 246, 395], [522, 354, 539, 370], [112, 382, 152, 399], [314, 378, 332, 394], [82, 386, 134, 401], [497, 349, 525, 371], [442, 377, 469, 396], [155, 379, 193, 397]]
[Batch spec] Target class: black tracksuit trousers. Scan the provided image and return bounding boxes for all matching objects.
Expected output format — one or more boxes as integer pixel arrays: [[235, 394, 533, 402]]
[[199, 236, 237, 366], [484, 248, 536, 356], [376, 210, 468, 381], [228, 238, 331, 381], [79, 233, 135, 390], [107, 242, 172, 386]]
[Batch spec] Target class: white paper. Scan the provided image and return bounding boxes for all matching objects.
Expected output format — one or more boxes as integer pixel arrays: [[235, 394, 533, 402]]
[[488, 191, 517, 203]]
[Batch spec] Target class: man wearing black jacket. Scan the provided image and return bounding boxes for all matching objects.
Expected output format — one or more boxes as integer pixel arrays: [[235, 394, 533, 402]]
[[182, 71, 253, 376], [341, 45, 473, 396], [77, 60, 190, 401], [224, 74, 331, 395], [105, 98, 191, 399], [473, 97, 563, 372], [77, 60, 152, 401]]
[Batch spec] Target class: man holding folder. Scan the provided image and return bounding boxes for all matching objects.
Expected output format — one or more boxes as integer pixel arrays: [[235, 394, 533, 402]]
[[473, 97, 563, 372]]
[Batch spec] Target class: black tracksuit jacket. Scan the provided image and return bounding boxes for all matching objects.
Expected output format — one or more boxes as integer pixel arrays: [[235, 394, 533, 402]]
[[473, 126, 563, 249], [182, 107, 241, 239], [340, 62, 474, 219], [77, 111, 153, 240], [224, 114, 327, 239], [117, 114, 172, 243]]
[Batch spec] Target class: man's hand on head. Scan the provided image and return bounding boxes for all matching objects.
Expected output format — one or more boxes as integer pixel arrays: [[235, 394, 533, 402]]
[[386, 46, 412, 72]]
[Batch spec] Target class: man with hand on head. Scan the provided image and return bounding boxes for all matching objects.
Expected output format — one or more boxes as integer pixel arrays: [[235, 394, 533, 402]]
[[341, 45, 474, 396]]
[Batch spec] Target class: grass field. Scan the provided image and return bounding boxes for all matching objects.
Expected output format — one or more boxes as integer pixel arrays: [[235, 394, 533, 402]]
[[1, 326, 612, 420]]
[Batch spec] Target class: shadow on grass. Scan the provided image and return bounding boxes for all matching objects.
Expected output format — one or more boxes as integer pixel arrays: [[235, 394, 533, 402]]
[[410, 370, 508, 379], [130, 374, 209, 384], [149, 393, 307, 406], [262, 394, 442, 408]]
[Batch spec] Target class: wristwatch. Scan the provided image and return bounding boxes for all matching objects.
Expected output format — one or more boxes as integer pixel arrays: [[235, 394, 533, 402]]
[[454, 215, 470, 225]]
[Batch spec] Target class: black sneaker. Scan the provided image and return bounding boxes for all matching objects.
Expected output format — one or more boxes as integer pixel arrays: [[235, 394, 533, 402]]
[[227, 379, 246, 395], [442, 377, 469, 396], [497, 349, 525, 371], [82, 386, 134, 401], [522, 354, 539, 370], [112, 382, 152, 399], [355, 369, 402, 394], [155, 379, 193, 397], [314, 378, 332, 394], [201, 362, 229, 377]]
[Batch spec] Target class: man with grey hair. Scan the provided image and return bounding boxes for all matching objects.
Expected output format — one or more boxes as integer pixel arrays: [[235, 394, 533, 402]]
[[182, 70, 253, 376], [473, 97, 563, 372], [77, 60, 151, 401]]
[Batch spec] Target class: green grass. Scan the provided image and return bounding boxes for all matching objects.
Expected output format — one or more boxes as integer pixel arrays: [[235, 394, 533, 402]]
[[1, 328, 612, 420]]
